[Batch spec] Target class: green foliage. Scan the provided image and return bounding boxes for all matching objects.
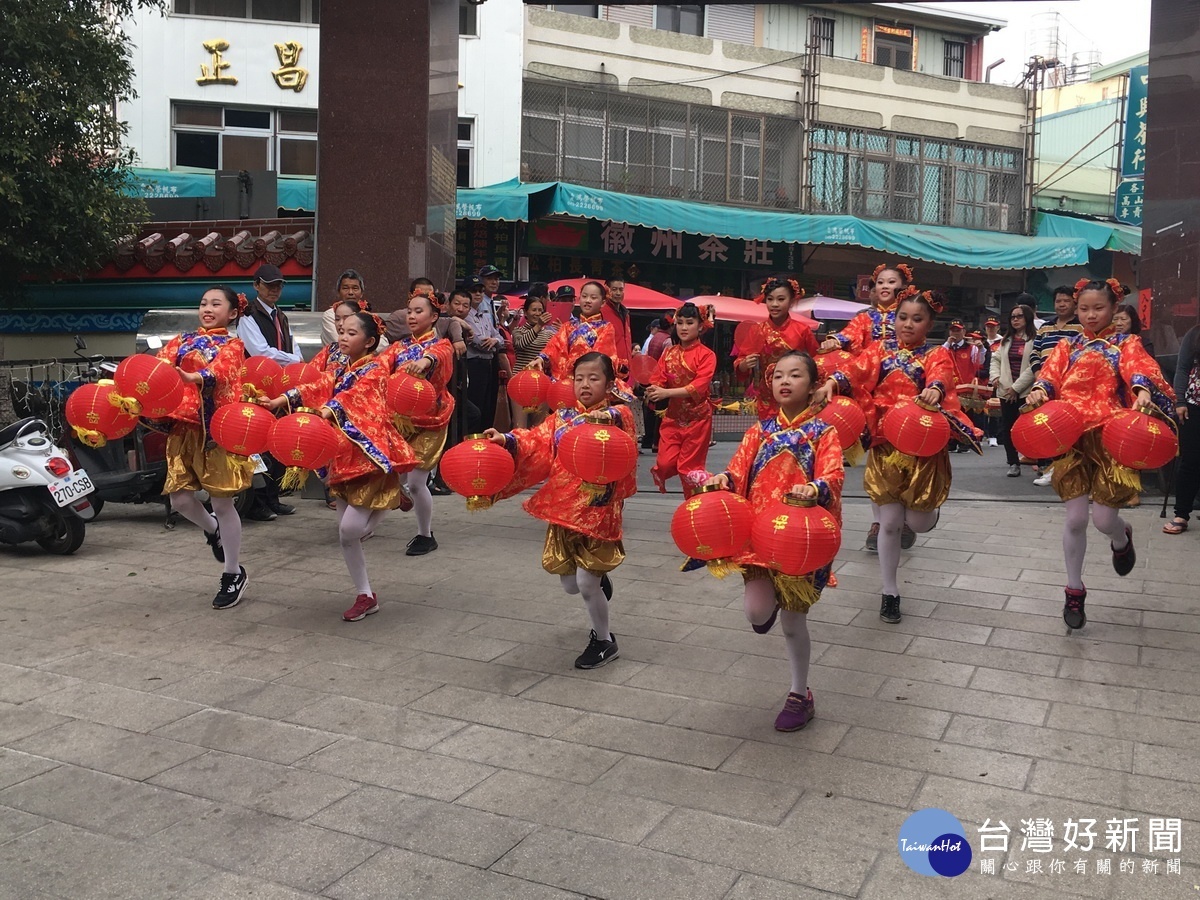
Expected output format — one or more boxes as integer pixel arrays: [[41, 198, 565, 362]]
[[0, 0, 164, 299]]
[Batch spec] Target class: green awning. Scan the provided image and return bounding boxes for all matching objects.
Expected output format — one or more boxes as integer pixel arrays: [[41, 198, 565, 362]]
[[455, 179, 556, 221], [1035, 212, 1141, 256], [544, 182, 1089, 270]]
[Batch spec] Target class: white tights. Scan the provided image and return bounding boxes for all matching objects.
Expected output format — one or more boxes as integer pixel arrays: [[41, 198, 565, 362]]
[[406, 469, 433, 537], [170, 491, 241, 575], [743, 578, 812, 695], [560, 569, 610, 640], [337, 500, 385, 596], [1063, 496, 1128, 590], [877, 503, 939, 596]]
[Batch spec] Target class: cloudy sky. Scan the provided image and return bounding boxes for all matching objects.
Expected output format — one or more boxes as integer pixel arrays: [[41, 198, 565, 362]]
[[938, 0, 1153, 84]]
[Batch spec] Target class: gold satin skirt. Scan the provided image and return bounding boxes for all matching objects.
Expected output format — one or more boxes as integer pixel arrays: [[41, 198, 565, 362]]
[[1052, 430, 1140, 507], [163, 423, 253, 498], [329, 470, 404, 510], [399, 422, 448, 472], [541, 524, 625, 576], [863, 444, 951, 512], [741, 566, 820, 614]]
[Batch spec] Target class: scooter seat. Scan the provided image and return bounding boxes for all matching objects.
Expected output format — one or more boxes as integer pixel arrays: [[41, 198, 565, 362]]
[[0, 417, 44, 448]]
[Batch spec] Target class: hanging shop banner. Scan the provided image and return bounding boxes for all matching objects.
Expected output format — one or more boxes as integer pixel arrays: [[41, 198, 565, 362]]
[[525, 218, 801, 272], [1114, 179, 1144, 227], [455, 220, 514, 282], [1120, 65, 1149, 180]]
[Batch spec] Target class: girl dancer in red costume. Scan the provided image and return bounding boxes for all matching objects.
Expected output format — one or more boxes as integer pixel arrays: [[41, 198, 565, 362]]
[[734, 277, 818, 419]]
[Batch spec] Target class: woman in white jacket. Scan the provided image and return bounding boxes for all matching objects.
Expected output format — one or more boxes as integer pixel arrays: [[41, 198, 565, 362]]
[[989, 302, 1038, 477]]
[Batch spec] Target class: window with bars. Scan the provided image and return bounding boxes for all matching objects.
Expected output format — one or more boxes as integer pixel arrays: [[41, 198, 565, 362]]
[[811, 17, 834, 56], [657, 4, 704, 36], [173, 0, 319, 23], [874, 25, 913, 70], [809, 124, 1023, 232], [173, 102, 317, 176], [944, 40, 966, 78], [521, 79, 799, 209]]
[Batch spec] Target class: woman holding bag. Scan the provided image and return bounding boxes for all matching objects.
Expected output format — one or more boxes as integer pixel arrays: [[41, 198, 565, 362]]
[[990, 302, 1037, 478]]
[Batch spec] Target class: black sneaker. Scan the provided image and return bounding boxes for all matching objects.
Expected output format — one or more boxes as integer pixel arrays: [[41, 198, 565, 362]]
[[600, 573, 613, 601], [880, 594, 901, 624], [1063, 586, 1087, 629], [405, 533, 438, 556], [205, 527, 224, 563], [1111, 524, 1135, 576], [428, 472, 453, 496], [574, 630, 619, 669], [213, 567, 248, 609], [265, 499, 295, 516], [900, 524, 916, 549], [243, 502, 277, 522]]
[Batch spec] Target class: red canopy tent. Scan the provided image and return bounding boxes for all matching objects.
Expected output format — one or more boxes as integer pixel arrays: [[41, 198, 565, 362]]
[[688, 294, 819, 329]]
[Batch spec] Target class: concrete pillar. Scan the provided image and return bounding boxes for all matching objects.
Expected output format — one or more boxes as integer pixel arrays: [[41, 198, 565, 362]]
[[315, 0, 459, 314]]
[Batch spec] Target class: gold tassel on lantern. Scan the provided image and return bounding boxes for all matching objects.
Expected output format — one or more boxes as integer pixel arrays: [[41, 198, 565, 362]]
[[882, 447, 915, 471], [1110, 464, 1142, 492], [280, 466, 310, 492], [706, 558, 744, 579], [772, 573, 821, 613], [72, 425, 107, 449], [111, 393, 143, 417]]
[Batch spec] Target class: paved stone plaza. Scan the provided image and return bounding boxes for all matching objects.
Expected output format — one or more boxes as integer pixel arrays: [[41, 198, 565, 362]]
[[1, 451, 1198, 898]]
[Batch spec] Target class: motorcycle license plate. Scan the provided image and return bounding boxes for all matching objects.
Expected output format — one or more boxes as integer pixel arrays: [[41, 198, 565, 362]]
[[250, 454, 268, 474], [47, 470, 95, 507]]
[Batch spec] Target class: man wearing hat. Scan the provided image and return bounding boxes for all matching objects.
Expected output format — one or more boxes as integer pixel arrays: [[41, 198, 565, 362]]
[[984, 317, 1002, 354], [465, 272, 508, 431], [478, 265, 503, 322], [238, 264, 303, 518], [943, 320, 983, 453]]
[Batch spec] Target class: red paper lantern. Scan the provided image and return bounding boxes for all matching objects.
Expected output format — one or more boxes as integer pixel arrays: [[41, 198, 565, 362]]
[[387, 373, 438, 418], [1102, 408, 1179, 470], [750, 496, 841, 577], [241, 357, 284, 399], [210, 402, 275, 456], [507, 370, 551, 411], [628, 353, 658, 385], [440, 435, 516, 509], [821, 396, 867, 451], [1011, 400, 1084, 460], [268, 411, 340, 470], [548, 379, 577, 412], [558, 422, 638, 487], [113, 355, 184, 415], [278, 362, 320, 392], [65, 382, 138, 448], [881, 399, 951, 457], [815, 349, 853, 382], [670, 486, 753, 563]]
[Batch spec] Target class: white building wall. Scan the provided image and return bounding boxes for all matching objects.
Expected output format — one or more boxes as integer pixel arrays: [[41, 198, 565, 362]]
[[459, 0, 525, 187], [122, 10, 320, 170]]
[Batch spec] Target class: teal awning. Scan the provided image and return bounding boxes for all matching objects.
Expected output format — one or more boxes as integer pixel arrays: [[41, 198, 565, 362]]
[[1035, 212, 1141, 256], [126, 168, 316, 210], [544, 183, 1090, 270], [455, 178, 556, 221]]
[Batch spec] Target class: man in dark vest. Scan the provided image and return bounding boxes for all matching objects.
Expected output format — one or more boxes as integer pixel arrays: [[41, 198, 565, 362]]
[[238, 264, 303, 519]]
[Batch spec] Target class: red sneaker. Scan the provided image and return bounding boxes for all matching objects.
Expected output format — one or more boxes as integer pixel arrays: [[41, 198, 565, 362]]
[[343, 593, 379, 622]]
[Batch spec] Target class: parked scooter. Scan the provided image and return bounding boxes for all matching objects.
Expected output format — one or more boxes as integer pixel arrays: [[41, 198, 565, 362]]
[[0, 417, 97, 554]]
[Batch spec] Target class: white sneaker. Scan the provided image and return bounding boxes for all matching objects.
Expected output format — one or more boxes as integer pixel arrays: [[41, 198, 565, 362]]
[[988, 438, 998, 447], [1033, 471, 1053, 486]]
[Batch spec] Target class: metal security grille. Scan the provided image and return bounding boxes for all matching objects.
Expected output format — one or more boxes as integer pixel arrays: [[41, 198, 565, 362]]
[[809, 124, 1024, 232], [943, 40, 966, 78], [522, 79, 803, 210]]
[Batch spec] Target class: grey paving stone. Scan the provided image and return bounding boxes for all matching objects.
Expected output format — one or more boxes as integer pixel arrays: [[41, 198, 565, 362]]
[[309, 784, 535, 867], [663, 697, 852, 753], [593, 756, 799, 825], [428, 722, 624, 784], [876, 676, 1051, 726], [0, 805, 49, 843], [641, 808, 875, 896], [275, 659, 443, 707], [0, 663, 80, 704], [494, 827, 739, 900], [0, 704, 73, 745], [817, 644, 976, 687], [264, 632, 415, 670], [40, 648, 208, 691], [26, 681, 203, 732], [170, 871, 323, 900], [9, 719, 207, 780], [152, 672, 327, 719], [553, 712, 743, 769], [519, 674, 688, 723], [967, 666, 1139, 712], [456, 769, 672, 843], [490, 641, 650, 684], [148, 750, 359, 819], [299, 737, 495, 801], [145, 804, 382, 893], [284, 694, 467, 750], [941, 713, 1134, 771], [721, 873, 846, 900], [389, 652, 547, 695], [324, 846, 580, 900], [0, 821, 215, 899], [0, 765, 213, 839], [407, 684, 586, 737], [152, 708, 338, 765], [835, 725, 1034, 788], [0, 748, 58, 790]]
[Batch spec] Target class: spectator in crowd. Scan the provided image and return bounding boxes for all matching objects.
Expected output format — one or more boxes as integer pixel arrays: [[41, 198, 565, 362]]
[[512, 287, 558, 428], [1114, 303, 1153, 357], [1165, 323, 1200, 534], [990, 302, 1038, 477], [321, 269, 367, 346], [1029, 287, 1083, 486], [465, 275, 507, 431], [641, 316, 671, 453]]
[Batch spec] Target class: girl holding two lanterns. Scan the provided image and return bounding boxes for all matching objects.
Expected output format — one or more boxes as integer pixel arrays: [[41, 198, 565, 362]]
[[1024, 278, 1174, 630], [267, 312, 417, 622], [483, 351, 637, 671], [813, 289, 980, 627], [704, 350, 844, 732]]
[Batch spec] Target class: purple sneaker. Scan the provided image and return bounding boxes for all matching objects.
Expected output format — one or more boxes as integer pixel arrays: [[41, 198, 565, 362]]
[[774, 689, 815, 732]]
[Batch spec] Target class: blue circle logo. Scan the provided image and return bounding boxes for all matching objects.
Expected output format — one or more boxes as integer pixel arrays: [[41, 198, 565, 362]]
[[898, 808, 972, 877]]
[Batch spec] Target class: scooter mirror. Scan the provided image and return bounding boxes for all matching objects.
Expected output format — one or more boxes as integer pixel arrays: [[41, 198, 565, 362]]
[[146, 336, 163, 350], [74, 335, 88, 351]]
